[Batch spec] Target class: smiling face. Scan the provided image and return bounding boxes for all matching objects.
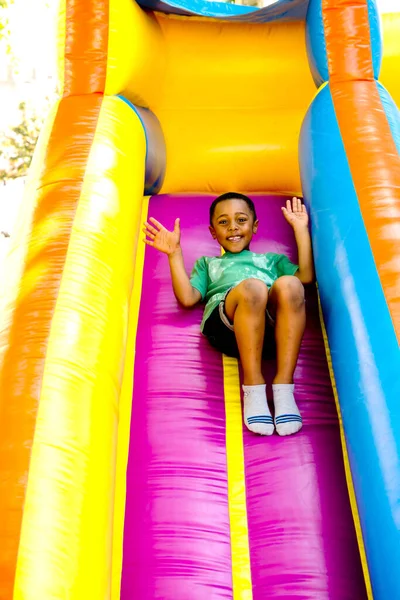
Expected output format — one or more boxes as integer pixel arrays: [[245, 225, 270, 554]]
[[209, 198, 258, 253]]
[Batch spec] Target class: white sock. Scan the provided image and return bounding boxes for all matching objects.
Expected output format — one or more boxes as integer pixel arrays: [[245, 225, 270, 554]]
[[273, 383, 302, 436], [242, 384, 274, 436]]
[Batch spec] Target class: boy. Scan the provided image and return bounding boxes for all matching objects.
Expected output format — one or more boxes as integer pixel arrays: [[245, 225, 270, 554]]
[[143, 192, 314, 436]]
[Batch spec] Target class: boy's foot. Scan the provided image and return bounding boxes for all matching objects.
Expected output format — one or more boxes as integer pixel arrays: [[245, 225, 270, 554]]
[[272, 383, 302, 436], [242, 384, 274, 435]]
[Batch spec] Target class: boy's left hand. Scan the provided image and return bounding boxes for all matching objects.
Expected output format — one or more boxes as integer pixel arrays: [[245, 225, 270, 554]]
[[282, 197, 309, 230]]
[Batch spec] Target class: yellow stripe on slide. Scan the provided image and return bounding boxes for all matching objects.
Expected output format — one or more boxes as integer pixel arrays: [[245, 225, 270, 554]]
[[111, 196, 150, 600], [223, 355, 253, 600], [317, 293, 373, 600]]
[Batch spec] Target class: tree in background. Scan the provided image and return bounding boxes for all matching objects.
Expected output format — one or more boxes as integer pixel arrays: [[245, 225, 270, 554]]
[[0, 0, 55, 185], [0, 101, 43, 184], [0, 0, 8, 38], [0, 0, 12, 45]]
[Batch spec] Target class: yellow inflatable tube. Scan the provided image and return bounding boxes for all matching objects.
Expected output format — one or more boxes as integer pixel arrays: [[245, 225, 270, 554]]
[[0, 94, 146, 599], [101, 7, 400, 194]]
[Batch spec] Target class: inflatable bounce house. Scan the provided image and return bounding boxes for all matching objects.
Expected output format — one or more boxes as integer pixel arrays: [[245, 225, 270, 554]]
[[1, 0, 400, 598]]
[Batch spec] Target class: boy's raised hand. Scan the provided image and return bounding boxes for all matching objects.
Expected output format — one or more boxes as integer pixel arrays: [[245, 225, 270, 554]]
[[143, 217, 181, 255], [281, 197, 309, 230]]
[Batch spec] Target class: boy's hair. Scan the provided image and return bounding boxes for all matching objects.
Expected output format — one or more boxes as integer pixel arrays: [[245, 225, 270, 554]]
[[209, 192, 257, 224]]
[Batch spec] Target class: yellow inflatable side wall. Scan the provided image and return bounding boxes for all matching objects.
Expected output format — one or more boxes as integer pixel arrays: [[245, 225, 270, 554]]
[[104, 7, 400, 194]]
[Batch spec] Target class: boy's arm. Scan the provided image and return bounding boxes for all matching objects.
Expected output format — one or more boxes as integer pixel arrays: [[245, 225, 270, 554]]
[[143, 216, 201, 307], [281, 197, 315, 284], [293, 226, 315, 284], [168, 248, 202, 308]]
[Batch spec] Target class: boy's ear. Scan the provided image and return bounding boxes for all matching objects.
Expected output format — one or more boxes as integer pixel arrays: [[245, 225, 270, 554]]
[[209, 225, 217, 239], [253, 219, 259, 234]]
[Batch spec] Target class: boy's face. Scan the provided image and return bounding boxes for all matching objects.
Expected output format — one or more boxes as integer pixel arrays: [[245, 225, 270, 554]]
[[209, 198, 258, 253]]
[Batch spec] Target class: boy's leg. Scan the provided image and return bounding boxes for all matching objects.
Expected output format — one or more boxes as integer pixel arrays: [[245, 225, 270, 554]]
[[268, 275, 306, 384], [224, 279, 274, 435], [268, 275, 305, 436], [224, 278, 268, 385]]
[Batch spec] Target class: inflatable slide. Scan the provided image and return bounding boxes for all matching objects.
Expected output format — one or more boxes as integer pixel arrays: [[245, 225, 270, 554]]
[[1, 0, 400, 598]]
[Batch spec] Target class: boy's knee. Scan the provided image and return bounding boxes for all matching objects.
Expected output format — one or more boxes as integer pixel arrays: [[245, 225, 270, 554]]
[[237, 278, 268, 306], [274, 276, 304, 307]]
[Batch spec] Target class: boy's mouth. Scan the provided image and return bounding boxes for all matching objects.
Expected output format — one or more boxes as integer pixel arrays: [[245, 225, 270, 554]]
[[227, 235, 242, 242]]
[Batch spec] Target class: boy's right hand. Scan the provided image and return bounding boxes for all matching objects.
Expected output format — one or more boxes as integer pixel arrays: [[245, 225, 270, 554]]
[[143, 217, 181, 255]]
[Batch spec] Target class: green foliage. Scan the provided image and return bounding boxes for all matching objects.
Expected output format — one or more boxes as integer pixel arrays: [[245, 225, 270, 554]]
[[0, 102, 43, 183], [0, 0, 12, 43]]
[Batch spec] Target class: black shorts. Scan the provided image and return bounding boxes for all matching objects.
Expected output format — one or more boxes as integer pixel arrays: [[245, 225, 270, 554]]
[[203, 291, 276, 360]]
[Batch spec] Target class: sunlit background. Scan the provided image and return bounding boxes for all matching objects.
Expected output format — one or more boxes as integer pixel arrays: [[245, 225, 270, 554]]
[[0, 0, 398, 274]]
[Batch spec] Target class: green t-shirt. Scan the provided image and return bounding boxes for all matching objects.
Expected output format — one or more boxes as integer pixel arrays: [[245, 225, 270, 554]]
[[190, 250, 299, 331]]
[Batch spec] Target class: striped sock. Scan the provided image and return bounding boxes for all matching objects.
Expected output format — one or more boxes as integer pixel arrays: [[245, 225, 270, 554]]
[[273, 383, 302, 436], [242, 384, 274, 436]]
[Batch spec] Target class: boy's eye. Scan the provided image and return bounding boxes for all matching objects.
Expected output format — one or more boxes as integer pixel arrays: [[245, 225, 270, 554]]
[[238, 218, 247, 223], [218, 220, 227, 225]]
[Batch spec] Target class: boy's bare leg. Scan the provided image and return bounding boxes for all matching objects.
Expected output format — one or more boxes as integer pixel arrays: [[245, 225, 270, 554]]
[[268, 276, 306, 384], [224, 278, 268, 385], [268, 275, 305, 436], [224, 279, 274, 435]]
